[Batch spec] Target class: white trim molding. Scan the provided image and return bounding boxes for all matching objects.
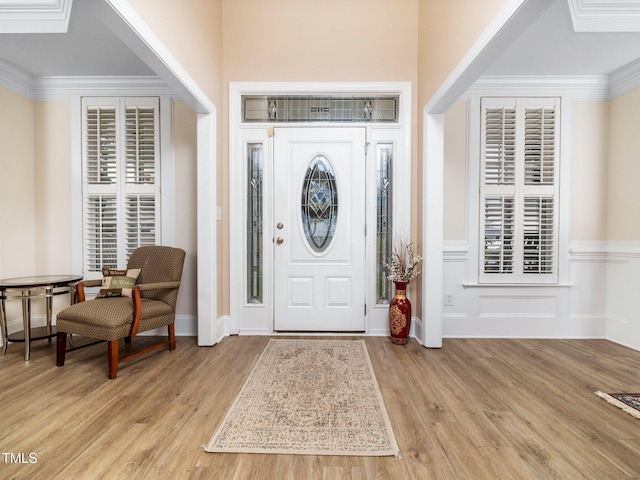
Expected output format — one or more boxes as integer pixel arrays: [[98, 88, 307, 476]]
[[607, 241, 640, 258], [0, 0, 73, 33], [609, 58, 640, 100], [33, 75, 176, 100], [567, 0, 640, 32], [465, 75, 610, 101], [0, 57, 176, 100], [467, 72, 640, 103], [0, 58, 33, 98], [228, 81, 412, 339]]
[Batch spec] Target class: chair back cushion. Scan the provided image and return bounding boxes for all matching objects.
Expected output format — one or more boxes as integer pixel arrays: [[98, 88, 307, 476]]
[[127, 246, 186, 309]]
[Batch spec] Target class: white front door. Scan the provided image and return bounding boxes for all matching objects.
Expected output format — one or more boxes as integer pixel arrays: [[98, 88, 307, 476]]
[[273, 127, 366, 331]]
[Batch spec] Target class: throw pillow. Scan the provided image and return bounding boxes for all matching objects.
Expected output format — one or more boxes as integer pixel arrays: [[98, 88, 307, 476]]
[[96, 268, 141, 298]]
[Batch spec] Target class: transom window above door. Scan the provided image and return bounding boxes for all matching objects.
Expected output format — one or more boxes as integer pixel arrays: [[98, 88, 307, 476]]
[[241, 95, 399, 123]]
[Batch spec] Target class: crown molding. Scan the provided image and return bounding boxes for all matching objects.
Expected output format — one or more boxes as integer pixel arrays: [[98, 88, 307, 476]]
[[33, 75, 176, 100], [0, 58, 34, 98], [567, 0, 640, 32], [0, 56, 176, 100], [609, 57, 640, 99], [0, 0, 73, 33], [464, 75, 610, 100], [0, 59, 176, 100]]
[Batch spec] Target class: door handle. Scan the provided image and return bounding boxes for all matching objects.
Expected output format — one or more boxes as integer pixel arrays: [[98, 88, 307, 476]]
[[276, 223, 284, 229], [276, 237, 284, 245]]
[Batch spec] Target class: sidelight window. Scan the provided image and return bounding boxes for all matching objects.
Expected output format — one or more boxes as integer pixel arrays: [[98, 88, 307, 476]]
[[376, 144, 394, 303], [247, 143, 264, 303]]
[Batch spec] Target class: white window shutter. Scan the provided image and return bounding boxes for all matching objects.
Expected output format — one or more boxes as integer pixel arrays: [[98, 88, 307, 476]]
[[480, 97, 559, 284], [483, 196, 514, 274], [484, 106, 516, 185], [524, 105, 556, 186], [125, 106, 157, 184], [85, 106, 117, 184], [126, 194, 156, 259], [523, 196, 554, 275], [85, 194, 118, 272], [82, 97, 161, 278]]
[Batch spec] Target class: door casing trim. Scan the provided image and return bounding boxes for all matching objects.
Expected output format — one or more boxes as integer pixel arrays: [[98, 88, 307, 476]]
[[229, 82, 412, 336]]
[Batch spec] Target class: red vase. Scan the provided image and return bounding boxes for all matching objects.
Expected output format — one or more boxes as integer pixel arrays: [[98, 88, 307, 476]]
[[389, 281, 411, 345]]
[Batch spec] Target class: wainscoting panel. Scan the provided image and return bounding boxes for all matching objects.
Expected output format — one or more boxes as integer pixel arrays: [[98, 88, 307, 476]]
[[606, 243, 640, 350], [442, 241, 608, 339]]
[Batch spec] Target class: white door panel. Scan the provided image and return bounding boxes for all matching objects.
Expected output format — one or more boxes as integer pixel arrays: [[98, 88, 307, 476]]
[[273, 127, 366, 331]]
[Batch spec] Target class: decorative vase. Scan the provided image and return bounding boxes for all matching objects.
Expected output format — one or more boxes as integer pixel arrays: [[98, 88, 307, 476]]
[[389, 281, 411, 345]]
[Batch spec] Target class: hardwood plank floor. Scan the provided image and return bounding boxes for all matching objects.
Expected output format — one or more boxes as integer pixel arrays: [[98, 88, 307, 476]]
[[1, 335, 640, 479]]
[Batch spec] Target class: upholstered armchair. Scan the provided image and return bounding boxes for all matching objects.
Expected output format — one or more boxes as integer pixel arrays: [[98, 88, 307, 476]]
[[56, 246, 186, 379]]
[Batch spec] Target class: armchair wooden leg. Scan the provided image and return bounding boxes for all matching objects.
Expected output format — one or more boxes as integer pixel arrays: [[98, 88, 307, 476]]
[[108, 340, 119, 379], [168, 323, 176, 351], [56, 332, 67, 367]]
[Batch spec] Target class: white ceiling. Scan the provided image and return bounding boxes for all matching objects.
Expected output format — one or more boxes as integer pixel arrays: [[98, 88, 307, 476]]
[[0, 0, 153, 77], [0, 0, 639, 84], [484, 0, 640, 77]]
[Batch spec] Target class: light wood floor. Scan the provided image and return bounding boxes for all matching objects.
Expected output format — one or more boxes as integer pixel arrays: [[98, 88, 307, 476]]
[[1, 335, 640, 479]]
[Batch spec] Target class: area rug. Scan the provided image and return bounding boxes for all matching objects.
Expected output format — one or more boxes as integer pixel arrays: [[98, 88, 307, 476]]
[[204, 339, 399, 457], [595, 391, 640, 419]]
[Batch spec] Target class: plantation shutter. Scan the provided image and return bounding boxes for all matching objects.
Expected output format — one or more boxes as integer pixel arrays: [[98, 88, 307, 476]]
[[85, 195, 118, 271], [85, 106, 117, 184], [82, 97, 160, 277], [125, 195, 157, 258], [480, 97, 559, 283]]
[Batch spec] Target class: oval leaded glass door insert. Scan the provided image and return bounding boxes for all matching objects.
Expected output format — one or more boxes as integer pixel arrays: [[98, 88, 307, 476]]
[[301, 155, 338, 252]]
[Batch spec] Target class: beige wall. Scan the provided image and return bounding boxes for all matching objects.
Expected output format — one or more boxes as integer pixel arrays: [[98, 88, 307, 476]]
[[417, 0, 510, 109], [608, 87, 640, 241], [0, 87, 35, 279], [222, 0, 420, 313], [571, 100, 609, 242], [173, 100, 198, 316], [34, 101, 72, 274], [223, 0, 418, 83], [0, 88, 36, 320], [443, 101, 467, 241], [125, 0, 223, 108]]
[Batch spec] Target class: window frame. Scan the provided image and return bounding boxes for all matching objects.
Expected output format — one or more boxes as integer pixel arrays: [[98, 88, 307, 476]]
[[75, 96, 171, 279], [464, 95, 570, 286]]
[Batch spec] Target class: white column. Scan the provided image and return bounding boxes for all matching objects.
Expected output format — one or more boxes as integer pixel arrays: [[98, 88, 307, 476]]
[[197, 112, 218, 346], [422, 112, 444, 348]]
